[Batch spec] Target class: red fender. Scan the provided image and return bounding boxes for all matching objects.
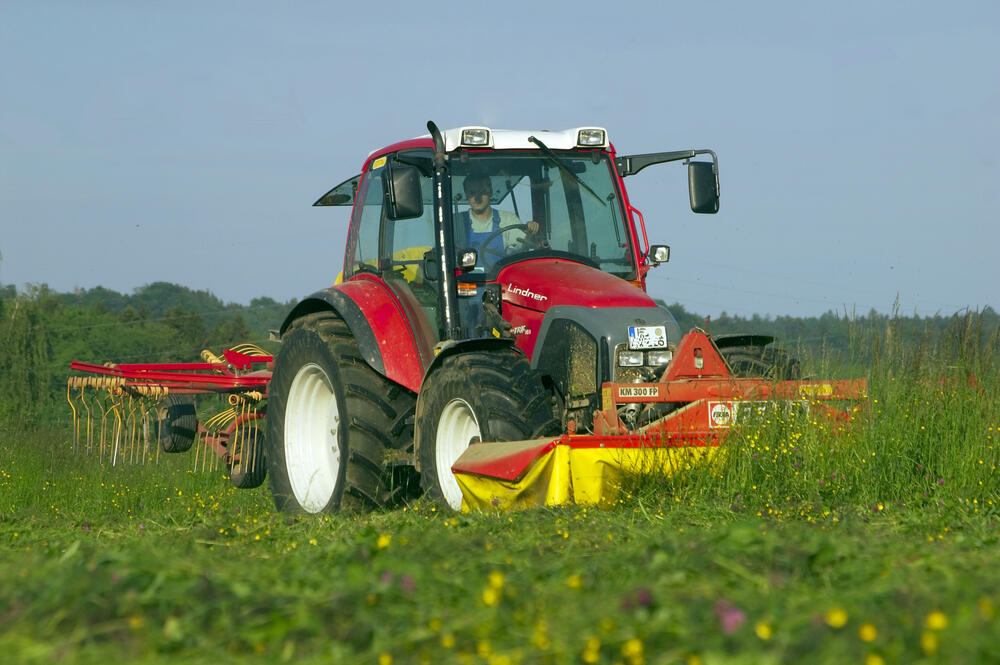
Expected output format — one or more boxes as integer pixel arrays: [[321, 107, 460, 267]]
[[280, 275, 432, 392]]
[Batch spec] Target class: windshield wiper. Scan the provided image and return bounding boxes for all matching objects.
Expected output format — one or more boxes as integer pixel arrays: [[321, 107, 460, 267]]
[[527, 136, 606, 206]]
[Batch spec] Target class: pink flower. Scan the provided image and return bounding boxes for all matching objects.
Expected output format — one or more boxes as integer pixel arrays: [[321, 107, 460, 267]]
[[714, 599, 746, 634]]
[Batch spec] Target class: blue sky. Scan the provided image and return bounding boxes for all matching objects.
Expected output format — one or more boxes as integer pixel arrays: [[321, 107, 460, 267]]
[[1, 1, 997, 317]]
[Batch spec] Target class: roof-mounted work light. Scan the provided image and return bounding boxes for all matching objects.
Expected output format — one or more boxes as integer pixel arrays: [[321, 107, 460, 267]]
[[577, 128, 607, 147], [460, 127, 492, 147]]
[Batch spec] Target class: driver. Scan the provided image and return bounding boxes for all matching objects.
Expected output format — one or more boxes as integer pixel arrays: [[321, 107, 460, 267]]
[[460, 172, 538, 265]]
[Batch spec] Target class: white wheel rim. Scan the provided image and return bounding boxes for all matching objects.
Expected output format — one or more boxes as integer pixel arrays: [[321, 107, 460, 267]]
[[436, 398, 480, 510], [284, 362, 341, 512]]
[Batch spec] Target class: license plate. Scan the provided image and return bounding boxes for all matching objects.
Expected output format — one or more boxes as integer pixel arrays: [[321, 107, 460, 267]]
[[627, 325, 666, 349]]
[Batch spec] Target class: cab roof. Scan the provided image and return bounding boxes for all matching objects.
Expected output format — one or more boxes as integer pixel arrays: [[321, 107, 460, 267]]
[[367, 126, 611, 160]]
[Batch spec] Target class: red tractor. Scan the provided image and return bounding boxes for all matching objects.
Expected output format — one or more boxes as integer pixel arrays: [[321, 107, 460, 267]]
[[68, 122, 863, 509], [264, 122, 864, 513]]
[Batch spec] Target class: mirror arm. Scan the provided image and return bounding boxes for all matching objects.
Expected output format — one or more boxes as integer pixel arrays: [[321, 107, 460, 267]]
[[616, 149, 718, 177]]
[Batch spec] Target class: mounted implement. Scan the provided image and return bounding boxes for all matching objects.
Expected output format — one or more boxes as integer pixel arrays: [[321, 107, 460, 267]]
[[69, 122, 866, 510]]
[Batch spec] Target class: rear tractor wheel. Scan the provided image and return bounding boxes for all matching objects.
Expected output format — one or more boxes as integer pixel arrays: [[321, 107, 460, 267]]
[[266, 312, 416, 513], [415, 349, 559, 510]]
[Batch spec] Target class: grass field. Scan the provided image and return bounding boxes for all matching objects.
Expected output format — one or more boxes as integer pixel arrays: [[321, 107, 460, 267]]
[[2, 331, 998, 664]]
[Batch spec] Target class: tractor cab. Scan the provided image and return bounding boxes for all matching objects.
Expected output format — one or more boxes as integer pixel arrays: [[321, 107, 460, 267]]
[[315, 125, 719, 356]]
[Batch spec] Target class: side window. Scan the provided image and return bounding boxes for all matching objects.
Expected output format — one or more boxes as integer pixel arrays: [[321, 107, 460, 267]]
[[382, 152, 439, 332], [384, 169, 434, 285], [579, 162, 629, 270], [345, 167, 384, 277]]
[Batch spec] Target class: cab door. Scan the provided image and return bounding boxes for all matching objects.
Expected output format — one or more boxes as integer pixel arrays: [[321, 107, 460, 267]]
[[378, 150, 439, 369]]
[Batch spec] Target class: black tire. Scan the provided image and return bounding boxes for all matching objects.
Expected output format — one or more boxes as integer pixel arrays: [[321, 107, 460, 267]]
[[157, 394, 197, 453], [228, 421, 267, 489], [266, 311, 416, 513], [415, 349, 559, 510], [720, 345, 801, 380]]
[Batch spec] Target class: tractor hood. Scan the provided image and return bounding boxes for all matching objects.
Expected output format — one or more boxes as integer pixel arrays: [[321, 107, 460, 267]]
[[498, 259, 655, 312]]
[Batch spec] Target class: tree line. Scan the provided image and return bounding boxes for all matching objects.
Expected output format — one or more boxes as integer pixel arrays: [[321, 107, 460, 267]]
[[0, 282, 292, 427], [0, 281, 996, 428]]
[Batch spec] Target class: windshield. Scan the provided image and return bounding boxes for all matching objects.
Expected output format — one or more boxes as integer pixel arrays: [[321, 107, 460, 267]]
[[450, 152, 634, 278]]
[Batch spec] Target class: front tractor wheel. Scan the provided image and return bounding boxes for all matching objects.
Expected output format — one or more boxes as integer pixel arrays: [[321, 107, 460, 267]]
[[415, 349, 559, 510], [266, 312, 415, 513]]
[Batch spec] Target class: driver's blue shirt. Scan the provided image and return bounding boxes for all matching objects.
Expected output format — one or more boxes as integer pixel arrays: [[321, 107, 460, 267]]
[[461, 209, 504, 263]]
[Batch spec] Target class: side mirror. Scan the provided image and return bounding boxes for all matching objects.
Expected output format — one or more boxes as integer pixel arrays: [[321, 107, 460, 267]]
[[385, 164, 423, 220], [688, 161, 719, 214]]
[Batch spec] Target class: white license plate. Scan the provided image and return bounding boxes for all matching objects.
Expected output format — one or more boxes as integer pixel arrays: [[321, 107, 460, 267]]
[[627, 325, 666, 350]]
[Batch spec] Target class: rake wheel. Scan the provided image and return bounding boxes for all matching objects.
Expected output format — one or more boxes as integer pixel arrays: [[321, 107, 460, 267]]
[[158, 394, 197, 453]]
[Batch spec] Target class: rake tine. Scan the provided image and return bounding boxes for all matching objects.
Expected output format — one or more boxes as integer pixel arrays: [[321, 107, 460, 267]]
[[141, 408, 150, 464], [67, 380, 79, 454], [79, 386, 94, 453], [110, 389, 124, 467], [98, 391, 111, 464], [192, 424, 201, 473], [125, 393, 137, 465]]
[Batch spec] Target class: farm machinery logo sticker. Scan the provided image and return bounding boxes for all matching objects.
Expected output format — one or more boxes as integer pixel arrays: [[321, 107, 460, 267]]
[[709, 402, 735, 427], [708, 400, 810, 428]]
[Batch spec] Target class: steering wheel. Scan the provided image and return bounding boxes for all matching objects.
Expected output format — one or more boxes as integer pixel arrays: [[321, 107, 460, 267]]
[[476, 223, 536, 260]]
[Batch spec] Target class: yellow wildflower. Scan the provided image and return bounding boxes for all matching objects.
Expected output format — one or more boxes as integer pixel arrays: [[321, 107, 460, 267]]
[[622, 637, 644, 665], [978, 597, 995, 620], [925, 611, 948, 630], [488, 571, 505, 589], [858, 623, 877, 642], [921, 631, 939, 654], [825, 608, 848, 628], [582, 637, 601, 664], [482, 587, 500, 606]]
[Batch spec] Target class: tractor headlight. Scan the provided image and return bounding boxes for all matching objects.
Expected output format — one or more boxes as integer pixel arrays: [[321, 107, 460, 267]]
[[458, 249, 478, 269], [647, 349, 673, 366], [618, 350, 644, 367], [461, 127, 491, 147], [577, 128, 606, 147]]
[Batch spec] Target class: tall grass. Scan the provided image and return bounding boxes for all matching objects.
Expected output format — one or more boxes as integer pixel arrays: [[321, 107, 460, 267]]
[[2, 312, 999, 664], [662, 309, 1000, 518]]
